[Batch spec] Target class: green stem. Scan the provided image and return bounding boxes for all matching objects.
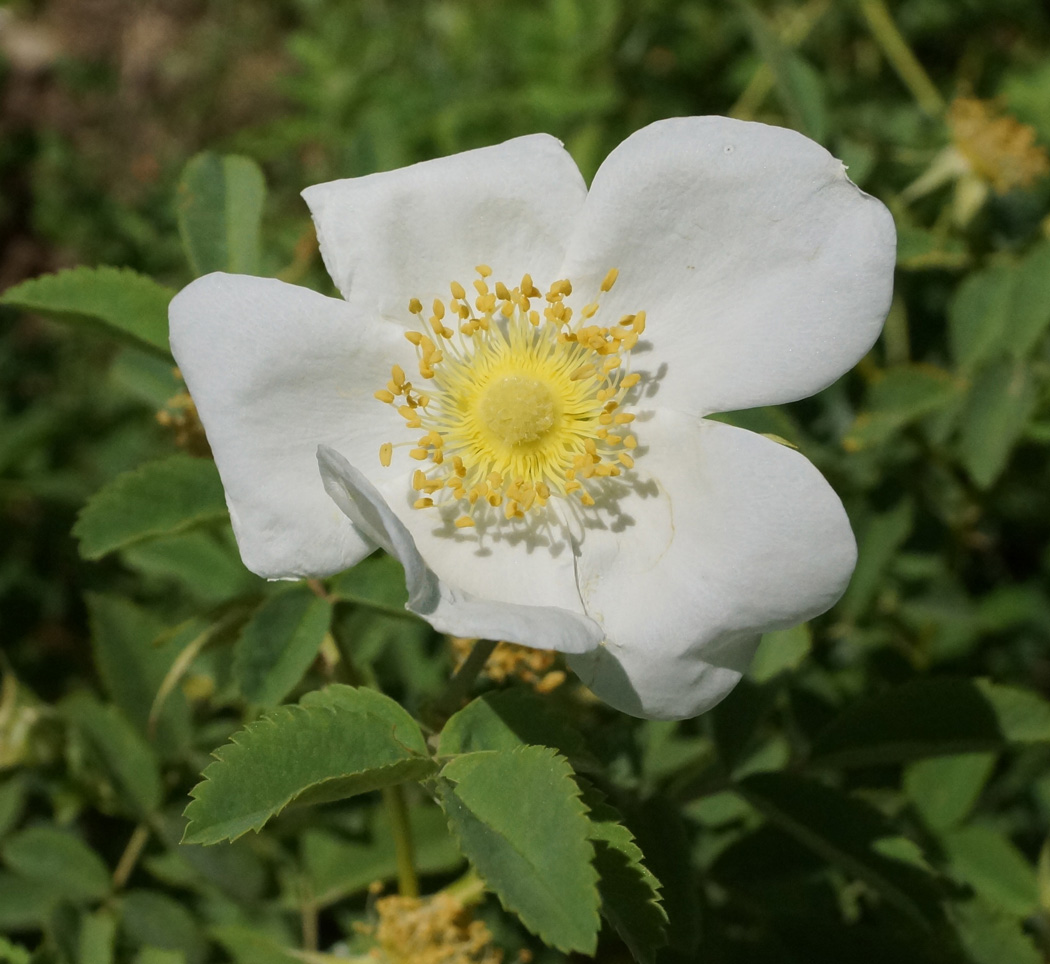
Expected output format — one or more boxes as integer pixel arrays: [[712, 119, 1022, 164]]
[[432, 639, 498, 722], [383, 784, 419, 898], [441, 867, 487, 906], [857, 0, 945, 117], [112, 823, 150, 890]]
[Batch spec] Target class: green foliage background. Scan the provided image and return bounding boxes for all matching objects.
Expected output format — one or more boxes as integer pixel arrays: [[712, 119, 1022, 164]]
[[2, 0, 1050, 961]]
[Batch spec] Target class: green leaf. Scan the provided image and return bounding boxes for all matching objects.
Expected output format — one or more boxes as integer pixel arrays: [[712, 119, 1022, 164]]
[[958, 359, 1038, 489], [812, 679, 1050, 767], [79, 909, 117, 964], [903, 753, 996, 830], [580, 783, 667, 964], [62, 694, 162, 817], [1006, 241, 1050, 357], [234, 586, 333, 707], [734, 772, 942, 926], [299, 805, 462, 907], [177, 152, 266, 277], [328, 551, 409, 615], [949, 263, 1015, 373], [74, 455, 228, 560], [183, 684, 434, 844], [438, 689, 590, 764], [211, 928, 301, 964], [1, 827, 110, 902], [86, 594, 190, 755], [844, 365, 960, 450], [950, 897, 1042, 964], [437, 746, 600, 954], [119, 890, 206, 964], [943, 825, 1038, 916], [748, 623, 812, 683], [121, 530, 258, 604], [0, 872, 59, 929], [0, 936, 31, 964], [0, 266, 173, 355], [0, 778, 26, 840]]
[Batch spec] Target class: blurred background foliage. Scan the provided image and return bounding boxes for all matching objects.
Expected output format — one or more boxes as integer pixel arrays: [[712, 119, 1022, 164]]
[[2, 0, 1050, 961]]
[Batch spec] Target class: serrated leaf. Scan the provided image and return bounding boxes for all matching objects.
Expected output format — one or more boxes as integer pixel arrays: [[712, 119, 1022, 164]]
[[183, 685, 433, 844], [579, 782, 667, 964], [0, 266, 173, 355], [86, 594, 190, 756], [62, 694, 162, 817], [812, 678, 1050, 767], [438, 689, 591, 765], [734, 772, 942, 927], [949, 263, 1015, 373], [958, 358, 1038, 489], [177, 152, 266, 276], [1, 827, 110, 902], [234, 586, 332, 707], [437, 746, 600, 954], [74, 455, 228, 560]]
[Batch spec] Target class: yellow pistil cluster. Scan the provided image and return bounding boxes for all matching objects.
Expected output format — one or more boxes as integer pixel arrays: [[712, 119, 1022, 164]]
[[367, 893, 503, 964], [375, 265, 643, 524], [948, 97, 1050, 193], [450, 638, 567, 695]]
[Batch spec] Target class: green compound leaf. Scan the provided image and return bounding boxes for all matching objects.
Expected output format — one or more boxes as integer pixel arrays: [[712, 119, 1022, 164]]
[[177, 152, 266, 277], [62, 693, 163, 817], [811, 678, 1050, 767], [438, 688, 591, 765], [183, 685, 434, 845], [734, 772, 943, 928], [1, 827, 111, 902], [580, 782, 668, 964], [74, 455, 228, 560], [234, 586, 333, 707], [0, 265, 173, 356], [436, 746, 600, 955]]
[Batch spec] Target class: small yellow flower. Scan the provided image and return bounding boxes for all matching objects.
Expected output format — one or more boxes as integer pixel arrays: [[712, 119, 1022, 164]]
[[365, 893, 502, 964], [450, 638, 566, 694], [948, 97, 1050, 194]]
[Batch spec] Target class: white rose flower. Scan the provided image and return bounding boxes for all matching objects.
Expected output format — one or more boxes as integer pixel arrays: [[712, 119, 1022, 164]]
[[169, 116, 896, 721]]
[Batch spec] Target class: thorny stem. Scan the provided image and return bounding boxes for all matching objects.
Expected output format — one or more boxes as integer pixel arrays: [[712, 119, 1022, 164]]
[[857, 0, 945, 117], [383, 784, 419, 898], [112, 823, 151, 890]]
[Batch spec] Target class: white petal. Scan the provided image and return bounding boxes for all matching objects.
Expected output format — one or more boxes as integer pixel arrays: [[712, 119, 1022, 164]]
[[317, 446, 603, 654], [169, 273, 409, 580], [568, 412, 856, 719], [303, 135, 587, 317], [559, 116, 896, 415]]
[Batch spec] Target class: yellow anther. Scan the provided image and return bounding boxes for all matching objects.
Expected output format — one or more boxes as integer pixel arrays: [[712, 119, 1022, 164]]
[[379, 443, 393, 467], [601, 268, 619, 292], [476, 264, 492, 277], [412, 470, 427, 490], [473, 279, 489, 296], [614, 412, 635, 424], [623, 435, 637, 449], [455, 516, 475, 528], [494, 281, 510, 300], [621, 373, 641, 388], [580, 491, 595, 506], [408, 298, 423, 314], [405, 331, 423, 346], [581, 302, 599, 319], [633, 311, 647, 333], [550, 279, 572, 297], [619, 314, 636, 327], [536, 482, 550, 499], [450, 281, 466, 299], [409, 448, 429, 460], [433, 299, 445, 320], [500, 300, 514, 318], [374, 389, 395, 403], [618, 452, 635, 468], [391, 365, 406, 387], [413, 497, 434, 509]]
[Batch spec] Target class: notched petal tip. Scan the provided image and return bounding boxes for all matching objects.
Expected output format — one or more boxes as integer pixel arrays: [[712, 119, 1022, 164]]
[[316, 445, 604, 655]]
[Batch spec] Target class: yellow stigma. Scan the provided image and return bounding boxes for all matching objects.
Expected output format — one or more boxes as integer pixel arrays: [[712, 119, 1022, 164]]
[[376, 266, 644, 520]]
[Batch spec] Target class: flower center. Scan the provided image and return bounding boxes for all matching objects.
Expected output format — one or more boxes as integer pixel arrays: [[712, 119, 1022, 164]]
[[374, 265, 644, 526], [478, 375, 556, 446]]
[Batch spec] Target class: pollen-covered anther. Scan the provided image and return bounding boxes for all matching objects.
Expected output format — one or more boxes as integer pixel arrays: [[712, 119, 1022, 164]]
[[374, 265, 645, 518]]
